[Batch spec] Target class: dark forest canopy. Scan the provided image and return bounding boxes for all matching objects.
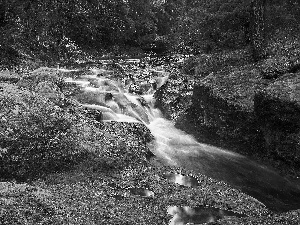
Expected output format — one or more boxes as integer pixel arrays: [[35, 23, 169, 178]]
[[0, 0, 299, 65]]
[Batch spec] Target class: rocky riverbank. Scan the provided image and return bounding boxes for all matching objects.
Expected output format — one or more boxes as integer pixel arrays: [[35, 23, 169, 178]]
[[1, 61, 300, 224], [155, 40, 300, 181]]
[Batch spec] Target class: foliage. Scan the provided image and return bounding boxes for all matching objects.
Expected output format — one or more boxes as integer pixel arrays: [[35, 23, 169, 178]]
[[0, 0, 169, 65], [259, 31, 300, 79], [0, 0, 299, 66], [167, 0, 300, 54]]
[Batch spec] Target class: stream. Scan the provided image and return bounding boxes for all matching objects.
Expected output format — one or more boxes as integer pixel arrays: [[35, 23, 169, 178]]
[[63, 56, 300, 223]]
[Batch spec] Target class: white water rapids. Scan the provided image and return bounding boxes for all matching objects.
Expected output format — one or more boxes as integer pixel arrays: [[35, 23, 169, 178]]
[[62, 59, 300, 215]]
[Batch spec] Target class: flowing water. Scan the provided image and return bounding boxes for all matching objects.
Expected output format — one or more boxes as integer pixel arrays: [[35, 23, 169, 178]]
[[63, 58, 300, 223]]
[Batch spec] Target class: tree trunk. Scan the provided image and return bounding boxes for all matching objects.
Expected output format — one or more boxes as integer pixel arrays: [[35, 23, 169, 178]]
[[250, 0, 267, 62]]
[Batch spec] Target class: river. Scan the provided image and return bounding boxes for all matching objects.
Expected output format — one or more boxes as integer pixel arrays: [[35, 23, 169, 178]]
[[63, 56, 300, 217]]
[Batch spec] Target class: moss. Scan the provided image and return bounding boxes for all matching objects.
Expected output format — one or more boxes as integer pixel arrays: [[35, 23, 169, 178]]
[[0, 83, 88, 180]]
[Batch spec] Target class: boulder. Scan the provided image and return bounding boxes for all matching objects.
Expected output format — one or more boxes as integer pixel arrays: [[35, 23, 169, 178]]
[[254, 73, 300, 167], [129, 83, 143, 95], [99, 121, 155, 167], [75, 90, 107, 106], [0, 83, 88, 180], [154, 68, 193, 121], [18, 67, 64, 86], [0, 70, 20, 83], [156, 61, 266, 150], [260, 56, 300, 79], [0, 81, 154, 180], [176, 81, 263, 150], [16, 67, 72, 108], [0, 181, 62, 224], [166, 59, 300, 177], [187, 50, 252, 78], [81, 107, 103, 122], [34, 81, 65, 105]]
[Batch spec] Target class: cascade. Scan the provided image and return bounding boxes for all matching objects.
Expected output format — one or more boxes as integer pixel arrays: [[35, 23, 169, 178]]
[[64, 58, 300, 217]]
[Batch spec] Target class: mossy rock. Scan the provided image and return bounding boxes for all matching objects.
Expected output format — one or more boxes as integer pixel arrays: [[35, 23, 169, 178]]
[[0, 83, 88, 180], [0, 181, 62, 224], [260, 56, 300, 79]]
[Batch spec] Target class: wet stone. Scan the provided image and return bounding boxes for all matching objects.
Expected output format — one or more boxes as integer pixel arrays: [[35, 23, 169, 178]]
[[129, 188, 154, 198], [164, 173, 199, 188], [168, 205, 246, 225]]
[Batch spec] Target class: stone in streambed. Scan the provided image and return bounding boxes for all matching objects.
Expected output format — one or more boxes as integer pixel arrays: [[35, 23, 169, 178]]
[[75, 90, 107, 105]]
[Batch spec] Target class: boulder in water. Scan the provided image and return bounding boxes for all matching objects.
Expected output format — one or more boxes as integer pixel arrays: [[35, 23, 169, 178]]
[[75, 90, 106, 105], [129, 83, 143, 95]]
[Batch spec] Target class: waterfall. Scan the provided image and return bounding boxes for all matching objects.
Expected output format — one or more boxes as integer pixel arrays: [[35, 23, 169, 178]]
[[63, 60, 300, 215]]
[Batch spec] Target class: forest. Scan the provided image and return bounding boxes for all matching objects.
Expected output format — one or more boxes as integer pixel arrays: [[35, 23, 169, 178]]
[[1, 1, 300, 224], [0, 0, 299, 68]]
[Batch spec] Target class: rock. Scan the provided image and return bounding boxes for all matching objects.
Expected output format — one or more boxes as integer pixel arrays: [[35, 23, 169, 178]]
[[139, 81, 153, 93], [156, 62, 268, 155], [75, 90, 105, 105], [104, 120, 154, 145], [16, 67, 68, 106], [81, 107, 103, 122], [254, 73, 300, 167], [177, 70, 265, 150], [99, 121, 155, 167], [165, 57, 300, 177], [189, 50, 251, 78], [0, 70, 20, 83], [0, 83, 88, 180], [260, 56, 300, 79], [154, 69, 193, 121], [182, 56, 200, 75], [129, 83, 143, 95], [95, 68, 115, 77], [34, 81, 65, 104], [0, 181, 61, 224]]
